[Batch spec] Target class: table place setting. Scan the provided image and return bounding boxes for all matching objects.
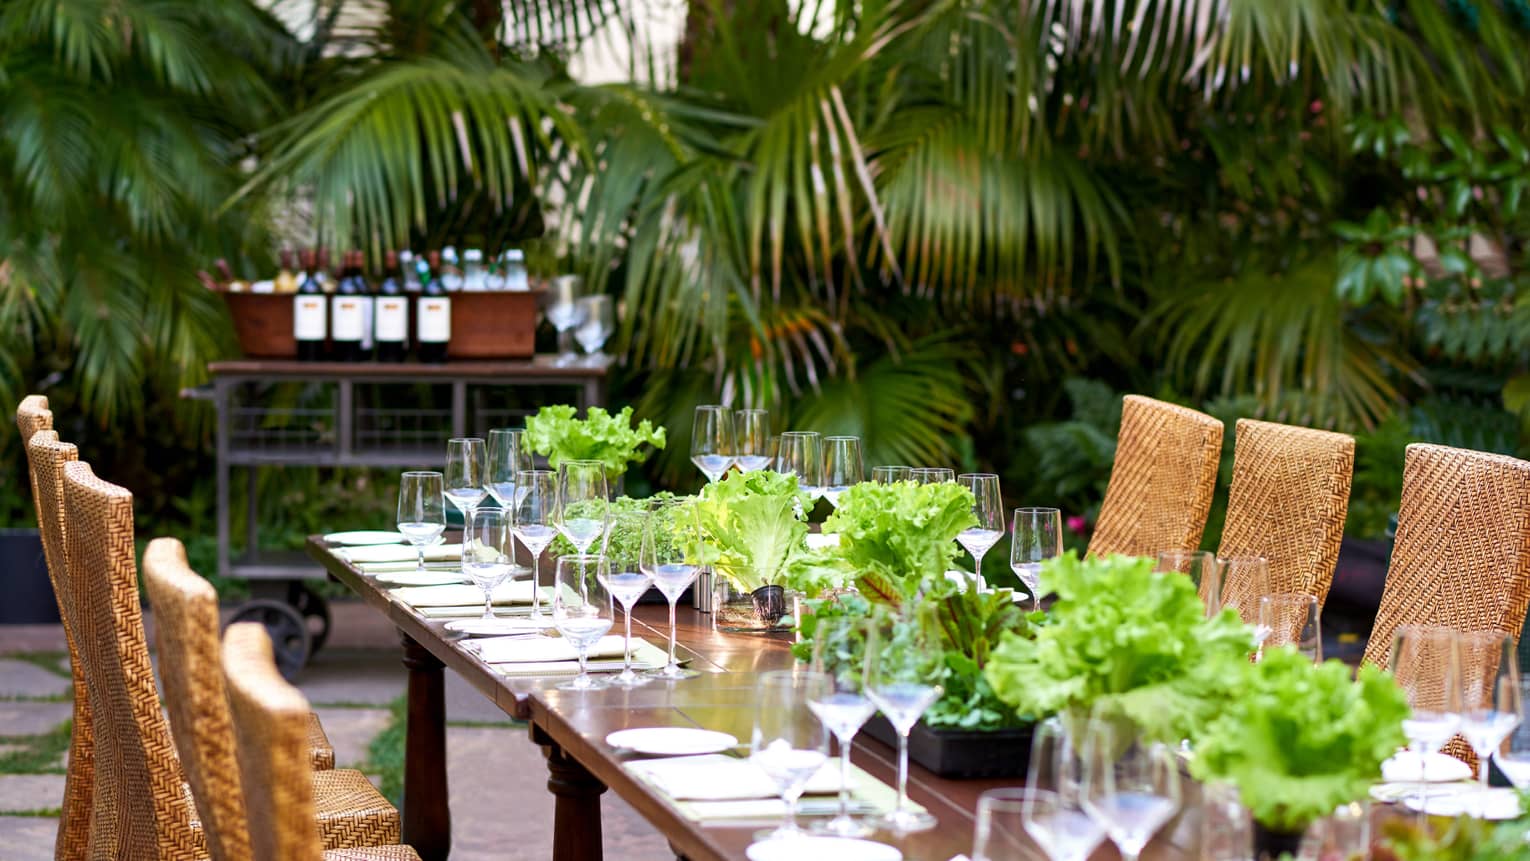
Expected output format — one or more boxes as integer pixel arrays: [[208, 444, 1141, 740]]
[[622, 753, 919, 825], [322, 529, 411, 546], [388, 581, 554, 608]]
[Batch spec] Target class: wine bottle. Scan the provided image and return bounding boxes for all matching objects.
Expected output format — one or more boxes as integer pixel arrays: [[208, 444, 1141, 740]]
[[294, 249, 328, 361], [216, 259, 248, 293], [416, 250, 451, 363], [463, 248, 485, 291], [374, 250, 409, 363], [440, 246, 464, 292], [503, 248, 529, 291], [330, 251, 367, 362], [274, 248, 299, 294]]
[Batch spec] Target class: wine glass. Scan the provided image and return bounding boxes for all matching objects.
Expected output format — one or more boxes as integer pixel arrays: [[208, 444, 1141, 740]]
[[775, 431, 822, 500], [1079, 714, 1181, 861], [1494, 677, 1530, 792], [1255, 594, 1322, 663], [749, 670, 832, 842], [1154, 550, 1221, 618], [485, 428, 529, 573], [445, 437, 487, 531], [1199, 782, 1253, 861], [691, 405, 736, 484], [871, 466, 912, 484], [864, 614, 941, 833], [1011, 507, 1061, 612], [1389, 626, 1464, 820], [957, 473, 1003, 592], [574, 294, 614, 363], [553, 555, 614, 691], [396, 471, 446, 574], [1023, 719, 1105, 861], [734, 409, 773, 472], [1009, 787, 1103, 861], [556, 460, 609, 554], [910, 467, 954, 484], [820, 436, 864, 509], [1459, 631, 1522, 811], [546, 275, 586, 365], [600, 510, 653, 688], [1216, 556, 1271, 625], [462, 509, 514, 624], [808, 616, 877, 838], [641, 498, 700, 680], [512, 469, 557, 621]]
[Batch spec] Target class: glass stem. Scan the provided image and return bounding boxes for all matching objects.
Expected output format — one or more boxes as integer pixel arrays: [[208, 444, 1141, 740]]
[[896, 731, 911, 812], [577, 647, 589, 686], [785, 792, 799, 832], [667, 599, 679, 670], [1478, 750, 1491, 816], [622, 606, 634, 675], [416, 545, 426, 574], [972, 550, 987, 592], [483, 587, 495, 620], [530, 555, 541, 617], [837, 735, 852, 819], [1415, 742, 1428, 823]]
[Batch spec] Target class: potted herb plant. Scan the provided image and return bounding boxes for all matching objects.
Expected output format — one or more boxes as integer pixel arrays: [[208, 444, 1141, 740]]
[[522, 405, 666, 491]]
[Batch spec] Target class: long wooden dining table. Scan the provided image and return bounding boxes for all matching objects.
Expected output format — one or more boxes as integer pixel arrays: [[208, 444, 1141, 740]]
[[306, 535, 1197, 861]]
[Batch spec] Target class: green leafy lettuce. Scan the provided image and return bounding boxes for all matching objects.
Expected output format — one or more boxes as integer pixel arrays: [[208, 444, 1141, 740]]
[[687, 470, 812, 592], [1380, 798, 1530, 861], [1190, 647, 1409, 833], [822, 480, 976, 603], [522, 405, 666, 477], [983, 552, 1253, 743], [549, 492, 683, 560]]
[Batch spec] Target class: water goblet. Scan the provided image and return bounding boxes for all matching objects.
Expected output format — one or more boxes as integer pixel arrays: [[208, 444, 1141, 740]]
[[546, 275, 586, 364], [864, 613, 942, 833], [775, 431, 822, 500], [574, 294, 614, 363], [1459, 630, 1522, 814], [1255, 594, 1322, 663], [485, 428, 530, 572], [641, 498, 700, 680], [691, 405, 736, 484], [1389, 625, 1464, 821], [397, 471, 445, 574], [749, 670, 832, 841], [734, 409, 772, 472], [956, 473, 1003, 592], [1011, 507, 1061, 612], [1154, 550, 1221, 618], [1217, 556, 1271, 625], [462, 509, 514, 624], [553, 554, 614, 691], [807, 615, 877, 837], [1079, 713, 1181, 861], [820, 436, 864, 509], [555, 460, 609, 554], [871, 466, 912, 484], [909, 467, 954, 484], [512, 469, 557, 621], [600, 510, 653, 688]]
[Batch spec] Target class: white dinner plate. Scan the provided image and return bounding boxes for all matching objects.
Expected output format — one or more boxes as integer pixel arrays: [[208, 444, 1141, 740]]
[[1405, 787, 1521, 820], [324, 530, 407, 546], [605, 727, 739, 757], [445, 617, 558, 636], [1381, 751, 1473, 783], [746, 837, 902, 861]]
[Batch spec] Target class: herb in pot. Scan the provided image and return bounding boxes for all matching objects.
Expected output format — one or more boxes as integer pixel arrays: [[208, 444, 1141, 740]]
[[522, 405, 666, 479], [822, 480, 976, 603]]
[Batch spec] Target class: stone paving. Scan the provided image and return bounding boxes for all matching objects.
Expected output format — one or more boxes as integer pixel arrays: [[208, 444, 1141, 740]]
[[0, 600, 673, 860]]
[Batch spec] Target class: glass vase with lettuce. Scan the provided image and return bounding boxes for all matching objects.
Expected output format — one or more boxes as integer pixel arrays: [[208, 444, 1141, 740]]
[[522, 404, 666, 489]]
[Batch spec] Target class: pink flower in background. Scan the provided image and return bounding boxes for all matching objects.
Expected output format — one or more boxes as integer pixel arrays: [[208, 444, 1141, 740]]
[[1066, 515, 1088, 535]]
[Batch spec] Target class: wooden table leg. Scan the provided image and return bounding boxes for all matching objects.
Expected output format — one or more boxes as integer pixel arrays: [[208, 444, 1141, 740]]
[[534, 724, 607, 861], [400, 631, 451, 861]]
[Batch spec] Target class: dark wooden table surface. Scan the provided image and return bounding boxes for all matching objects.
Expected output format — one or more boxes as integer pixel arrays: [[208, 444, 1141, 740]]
[[307, 535, 1195, 861]]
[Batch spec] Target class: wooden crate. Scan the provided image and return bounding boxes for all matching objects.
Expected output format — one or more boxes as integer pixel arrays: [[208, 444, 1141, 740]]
[[223, 293, 296, 358], [449, 290, 542, 359]]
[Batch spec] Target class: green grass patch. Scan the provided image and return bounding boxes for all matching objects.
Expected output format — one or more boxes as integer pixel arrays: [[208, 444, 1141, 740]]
[[5, 652, 73, 681], [0, 807, 62, 817], [446, 718, 525, 729], [0, 719, 72, 774], [0, 694, 71, 704], [363, 695, 406, 808]]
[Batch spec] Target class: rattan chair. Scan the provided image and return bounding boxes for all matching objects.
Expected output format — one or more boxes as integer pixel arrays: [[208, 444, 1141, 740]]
[[17, 407, 93, 861], [1363, 444, 1530, 669], [1087, 395, 1224, 559], [223, 623, 422, 861], [1217, 419, 1355, 612]]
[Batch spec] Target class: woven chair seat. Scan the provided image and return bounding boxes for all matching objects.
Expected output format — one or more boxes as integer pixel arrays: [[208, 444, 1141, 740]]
[[324, 844, 424, 860], [308, 712, 337, 770], [314, 770, 401, 846]]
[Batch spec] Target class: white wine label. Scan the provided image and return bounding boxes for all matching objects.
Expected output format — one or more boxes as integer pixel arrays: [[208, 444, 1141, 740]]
[[293, 296, 327, 339], [332, 298, 365, 340], [375, 299, 408, 341], [418, 298, 452, 343]]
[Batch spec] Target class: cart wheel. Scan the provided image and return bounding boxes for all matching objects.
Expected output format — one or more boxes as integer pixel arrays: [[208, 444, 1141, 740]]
[[227, 599, 311, 681], [291, 583, 332, 657]]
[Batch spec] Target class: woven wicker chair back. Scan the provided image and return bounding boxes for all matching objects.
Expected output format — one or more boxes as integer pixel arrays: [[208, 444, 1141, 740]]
[[1087, 395, 1224, 559]]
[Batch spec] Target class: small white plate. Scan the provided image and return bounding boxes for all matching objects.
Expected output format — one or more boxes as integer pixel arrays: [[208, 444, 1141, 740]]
[[325, 530, 407, 546], [606, 727, 739, 757], [446, 618, 557, 636], [1405, 787, 1521, 820], [1381, 751, 1473, 783], [746, 837, 902, 861]]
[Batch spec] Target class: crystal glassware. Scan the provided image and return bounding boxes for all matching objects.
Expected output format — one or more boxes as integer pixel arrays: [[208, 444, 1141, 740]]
[[956, 473, 1003, 592], [462, 509, 514, 623], [1021, 719, 1104, 861], [691, 405, 736, 484], [641, 498, 700, 680], [485, 428, 530, 572], [820, 436, 864, 509], [871, 465, 912, 484], [445, 437, 487, 531], [546, 275, 586, 365], [864, 614, 942, 833], [555, 460, 609, 554], [1389, 625, 1464, 821], [749, 669, 832, 841], [1255, 593, 1322, 663], [1154, 550, 1221, 618], [1495, 677, 1530, 792], [512, 469, 557, 621], [1079, 713, 1181, 861], [1216, 555, 1271, 624], [396, 471, 446, 574], [808, 615, 878, 838], [775, 431, 822, 499], [574, 294, 614, 363], [1459, 630, 1522, 812], [1010, 507, 1061, 612], [600, 509, 653, 688], [734, 409, 773, 472], [553, 554, 614, 691], [909, 467, 954, 484]]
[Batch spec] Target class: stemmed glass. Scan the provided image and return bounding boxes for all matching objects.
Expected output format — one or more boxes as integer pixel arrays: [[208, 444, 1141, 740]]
[[556, 460, 609, 554], [445, 437, 487, 532], [1021, 718, 1104, 861], [1011, 507, 1062, 612], [872, 466, 912, 484], [864, 613, 942, 833], [574, 294, 614, 363], [1459, 631, 1522, 812], [641, 498, 701, 680], [600, 510, 652, 688], [691, 405, 736, 484], [820, 436, 864, 509], [1154, 550, 1221, 618], [1079, 714, 1181, 861], [546, 275, 586, 365], [553, 555, 614, 691], [910, 467, 954, 484], [512, 469, 557, 621], [1389, 625, 1464, 819], [396, 471, 446, 574], [775, 431, 822, 499], [1494, 677, 1530, 792], [957, 473, 1003, 592], [462, 510, 514, 624], [1217, 556, 1271, 624], [1255, 594, 1322, 663], [485, 428, 529, 573], [808, 616, 878, 837], [749, 670, 832, 842], [734, 409, 772, 472]]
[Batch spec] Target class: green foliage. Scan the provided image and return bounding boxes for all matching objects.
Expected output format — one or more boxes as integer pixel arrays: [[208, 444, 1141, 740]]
[[522, 405, 666, 478], [1380, 802, 1530, 861], [984, 553, 1254, 744], [0, 717, 72, 775], [686, 470, 812, 593], [1014, 378, 1121, 531], [548, 493, 680, 560], [1191, 648, 1408, 833], [822, 480, 976, 603], [919, 588, 1032, 730]]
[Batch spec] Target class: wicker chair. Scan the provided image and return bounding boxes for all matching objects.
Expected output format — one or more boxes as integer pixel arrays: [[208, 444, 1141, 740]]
[[1363, 444, 1530, 669], [1087, 395, 1224, 559], [223, 623, 422, 861], [62, 463, 403, 858], [17, 408, 93, 861], [1217, 418, 1355, 612]]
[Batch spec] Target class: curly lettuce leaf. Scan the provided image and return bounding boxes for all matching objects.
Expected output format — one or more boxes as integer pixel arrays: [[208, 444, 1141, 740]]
[[1190, 648, 1409, 832], [522, 405, 666, 476], [823, 481, 976, 602], [689, 470, 811, 592]]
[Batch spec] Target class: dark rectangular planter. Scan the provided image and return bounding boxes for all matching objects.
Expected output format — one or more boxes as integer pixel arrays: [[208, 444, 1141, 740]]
[[862, 713, 1034, 779], [0, 529, 61, 625]]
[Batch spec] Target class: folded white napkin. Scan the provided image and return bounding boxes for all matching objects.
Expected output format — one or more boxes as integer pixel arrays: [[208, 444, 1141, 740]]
[[343, 543, 462, 564], [473, 634, 628, 664], [372, 571, 467, 587], [1381, 750, 1473, 783], [628, 754, 850, 801], [391, 582, 550, 607]]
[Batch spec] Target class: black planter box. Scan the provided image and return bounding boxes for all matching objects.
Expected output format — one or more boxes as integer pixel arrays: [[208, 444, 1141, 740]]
[[862, 713, 1034, 779], [0, 529, 61, 625]]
